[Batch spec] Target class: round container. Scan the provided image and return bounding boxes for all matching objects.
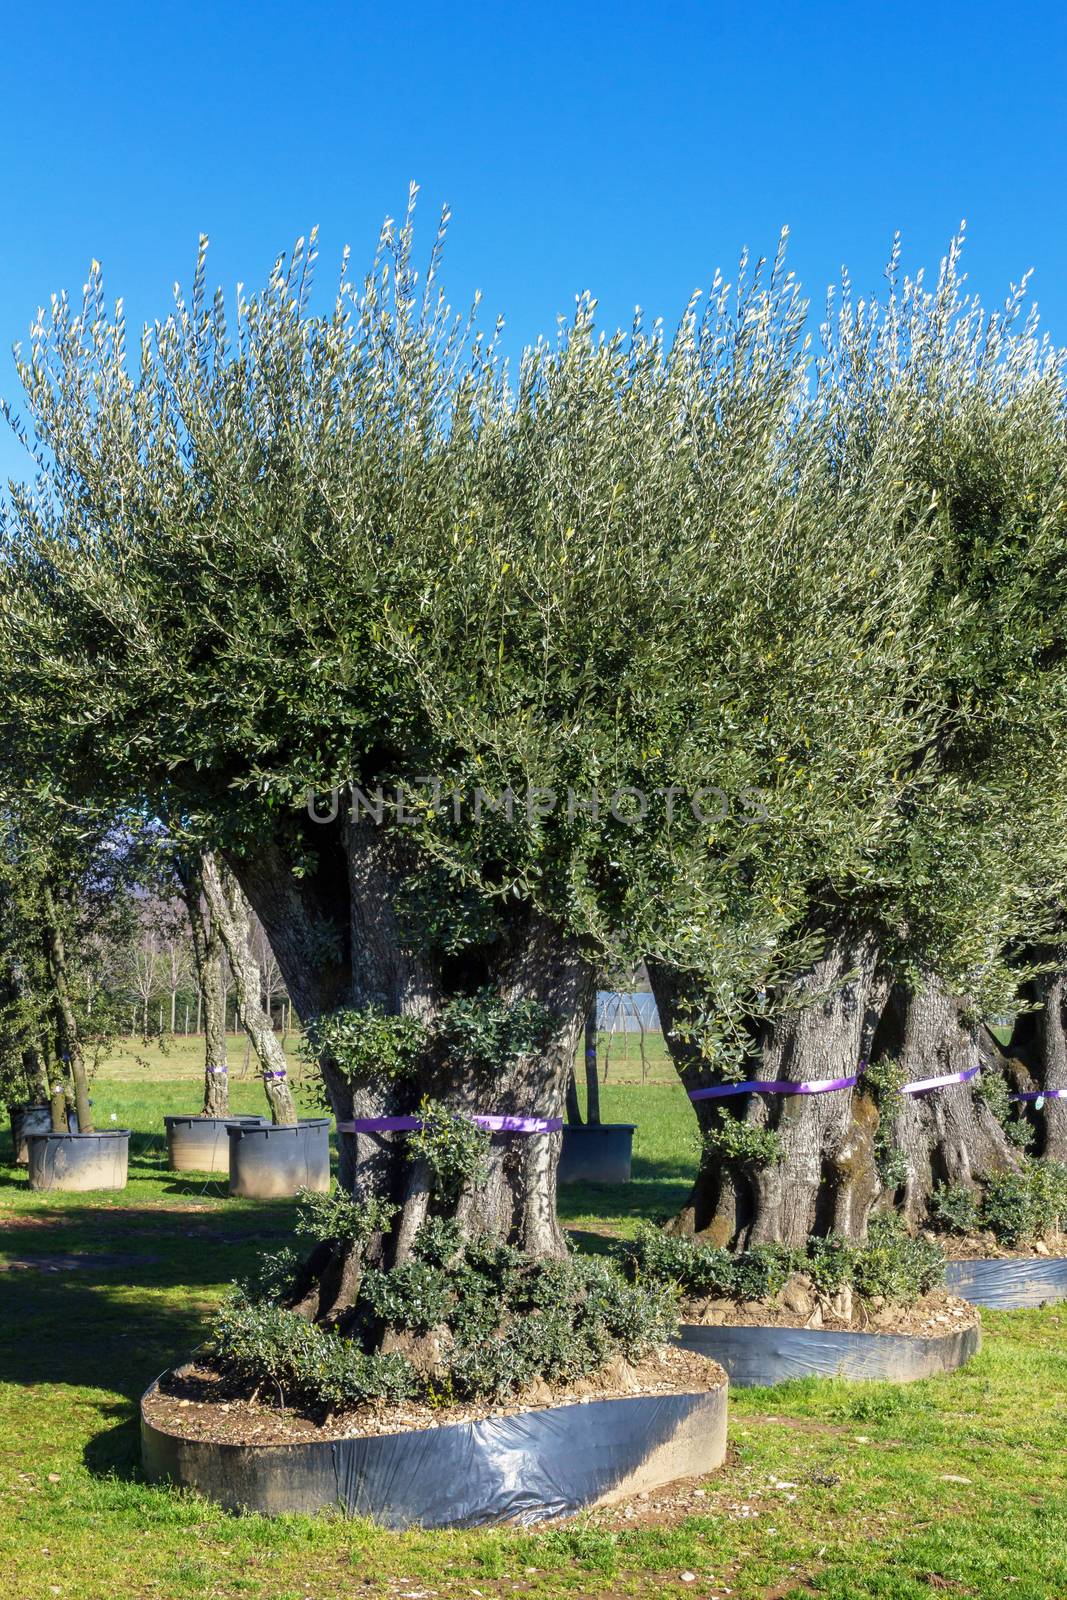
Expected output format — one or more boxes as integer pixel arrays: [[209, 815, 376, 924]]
[[227, 1118, 331, 1198], [674, 1320, 980, 1387], [26, 1130, 131, 1192], [164, 1114, 268, 1174], [9, 1103, 53, 1166], [141, 1370, 728, 1526], [945, 1255, 1067, 1309]]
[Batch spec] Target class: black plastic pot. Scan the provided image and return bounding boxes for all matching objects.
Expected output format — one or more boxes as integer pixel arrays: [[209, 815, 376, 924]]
[[558, 1123, 635, 1185], [674, 1321, 980, 1388], [140, 1373, 728, 1526], [164, 1114, 268, 1174], [945, 1256, 1067, 1309], [26, 1129, 131, 1192], [9, 1103, 52, 1166], [227, 1118, 331, 1198]]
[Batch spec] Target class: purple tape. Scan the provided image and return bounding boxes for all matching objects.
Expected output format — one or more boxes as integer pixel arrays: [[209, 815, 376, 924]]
[[261, 1070, 288, 1080], [206, 1065, 228, 1075], [690, 1066, 864, 1102], [689, 1058, 984, 1104], [900, 1064, 980, 1095], [336, 1114, 563, 1135], [1011, 1088, 1067, 1102]]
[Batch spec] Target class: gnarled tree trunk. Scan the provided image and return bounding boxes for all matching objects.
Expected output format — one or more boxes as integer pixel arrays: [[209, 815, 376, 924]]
[[201, 853, 298, 1125], [652, 926, 886, 1247], [871, 976, 1020, 1224], [1013, 964, 1067, 1162], [233, 817, 594, 1268]]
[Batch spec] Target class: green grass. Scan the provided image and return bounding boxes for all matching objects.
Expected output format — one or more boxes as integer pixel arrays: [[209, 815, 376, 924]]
[[1, 1048, 1065, 1599]]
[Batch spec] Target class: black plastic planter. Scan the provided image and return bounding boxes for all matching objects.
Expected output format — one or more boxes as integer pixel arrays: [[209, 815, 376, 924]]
[[945, 1256, 1067, 1309], [558, 1123, 635, 1185], [674, 1321, 980, 1387], [164, 1115, 268, 1174], [26, 1129, 131, 1192], [227, 1118, 331, 1198], [140, 1375, 728, 1526], [9, 1103, 52, 1166]]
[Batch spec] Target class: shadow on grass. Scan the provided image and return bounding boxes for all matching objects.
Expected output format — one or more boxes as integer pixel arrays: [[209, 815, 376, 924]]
[[82, 1401, 143, 1483], [557, 1154, 694, 1232], [0, 1193, 303, 1402]]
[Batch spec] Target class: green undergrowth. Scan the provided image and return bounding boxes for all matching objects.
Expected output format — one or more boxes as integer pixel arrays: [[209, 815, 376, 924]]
[[621, 1213, 946, 1304]]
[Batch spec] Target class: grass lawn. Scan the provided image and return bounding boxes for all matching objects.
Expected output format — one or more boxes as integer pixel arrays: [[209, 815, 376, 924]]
[[0, 1043, 1065, 1599]]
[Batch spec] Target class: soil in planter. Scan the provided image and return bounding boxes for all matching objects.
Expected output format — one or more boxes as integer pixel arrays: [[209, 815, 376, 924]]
[[936, 1229, 1067, 1261], [143, 1344, 725, 1447], [680, 1277, 979, 1338]]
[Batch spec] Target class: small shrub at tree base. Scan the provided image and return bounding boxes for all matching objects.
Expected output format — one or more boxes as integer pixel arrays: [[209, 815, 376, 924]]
[[360, 1260, 453, 1333], [730, 1243, 797, 1301], [805, 1234, 858, 1296], [850, 1214, 945, 1300], [293, 1188, 398, 1247], [621, 1217, 945, 1306], [982, 1160, 1067, 1245], [930, 1182, 980, 1236], [621, 1223, 736, 1297], [208, 1298, 421, 1411], [205, 1193, 679, 1413]]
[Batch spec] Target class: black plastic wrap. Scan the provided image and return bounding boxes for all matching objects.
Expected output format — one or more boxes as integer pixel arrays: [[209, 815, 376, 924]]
[[141, 1379, 727, 1527], [674, 1322, 979, 1388], [945, 1256, 1067, 1309]]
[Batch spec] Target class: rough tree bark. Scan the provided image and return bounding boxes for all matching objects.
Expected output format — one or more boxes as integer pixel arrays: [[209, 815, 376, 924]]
[[871, 976, 1021, 1224], [200, 853, 298, 1125], [40, 881, 93, 1134], [1012, 962, 1067, 1162], [176, 856, 230, 1118], [233, 815, 595, 1266], [651, 927, 887, 1247]]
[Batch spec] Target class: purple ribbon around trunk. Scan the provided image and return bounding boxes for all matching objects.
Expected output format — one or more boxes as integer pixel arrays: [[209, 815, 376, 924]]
[[899, 1064, 980, 1094], [690, 1065, 865, 1101], [690, 1058, 983, 1104], [336, 1114, 563, 1135], [206, 1065, 228, 1075], [1011, 1088, 1067, 1102], [261, 1070, 287, 1080]]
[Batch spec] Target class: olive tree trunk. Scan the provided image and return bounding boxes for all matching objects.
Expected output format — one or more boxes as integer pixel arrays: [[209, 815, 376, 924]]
[[177, 856, 230, 1118], [234, 818, 594, 1270], [872, 977, 1021, 1224], [41, 881, 93, 1134], [200, 853, 298, 1125], [1013, 965, 1067, 1162], [651, 927, 886, 1247]]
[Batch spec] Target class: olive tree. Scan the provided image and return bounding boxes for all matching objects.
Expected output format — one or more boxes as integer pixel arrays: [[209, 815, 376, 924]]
[[655, 239, 1067, 1243], [0, 203, 932, 1269]]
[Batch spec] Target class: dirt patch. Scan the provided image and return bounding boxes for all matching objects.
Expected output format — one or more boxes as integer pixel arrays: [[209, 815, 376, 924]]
[[143, 1344, 726, 1447], [680, 1285, 979, 1337], [940, 1231, 1067, 1261]]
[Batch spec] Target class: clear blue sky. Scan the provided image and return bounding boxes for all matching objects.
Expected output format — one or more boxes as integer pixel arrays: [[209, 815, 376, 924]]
[[2, 0, 1065, 484]]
